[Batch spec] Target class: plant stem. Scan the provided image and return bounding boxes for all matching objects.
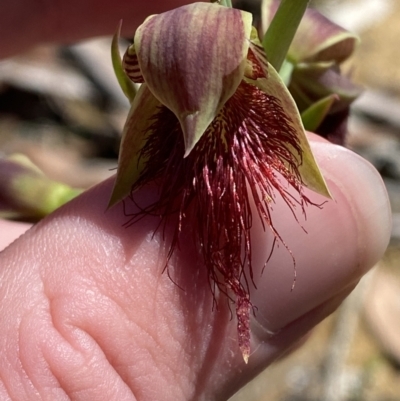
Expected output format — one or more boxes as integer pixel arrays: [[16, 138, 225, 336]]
[[262, 0, 309, 72], [219, 0, 232, 7]]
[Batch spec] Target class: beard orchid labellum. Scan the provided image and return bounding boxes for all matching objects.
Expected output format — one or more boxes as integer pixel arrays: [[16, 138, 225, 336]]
[[109, 1, 331, 362]]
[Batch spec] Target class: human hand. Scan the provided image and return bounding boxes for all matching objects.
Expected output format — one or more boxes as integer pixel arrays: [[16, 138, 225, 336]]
[[0, 1, 392, 398], [0, 134, 390, 400]]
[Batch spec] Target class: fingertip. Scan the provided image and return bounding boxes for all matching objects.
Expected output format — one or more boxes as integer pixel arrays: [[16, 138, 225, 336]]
[[312, 141, 391, 272], [249, 140, 391, 333]]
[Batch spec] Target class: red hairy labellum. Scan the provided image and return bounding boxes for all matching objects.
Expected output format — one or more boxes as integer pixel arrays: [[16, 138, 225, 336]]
[[121, 80, 315, 362]]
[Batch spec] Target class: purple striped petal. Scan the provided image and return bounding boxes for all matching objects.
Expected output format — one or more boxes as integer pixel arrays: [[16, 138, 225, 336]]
[[123, 44, 145, 84], [134, 3, 253, 156]]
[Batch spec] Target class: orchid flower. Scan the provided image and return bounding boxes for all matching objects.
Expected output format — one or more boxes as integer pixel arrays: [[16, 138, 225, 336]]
[[109, 1, 330, 362], [262, 0, 363, 144]]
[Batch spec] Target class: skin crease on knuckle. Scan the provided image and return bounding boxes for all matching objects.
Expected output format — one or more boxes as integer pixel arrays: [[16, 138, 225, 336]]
[[0, 198, 220, 401], [0, 180, 233, 401], [0, 251, 127, 400], [1, 262, 138, 400]]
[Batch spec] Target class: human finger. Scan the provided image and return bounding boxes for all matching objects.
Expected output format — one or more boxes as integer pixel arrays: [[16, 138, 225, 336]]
[[0, 136, 390, 400]]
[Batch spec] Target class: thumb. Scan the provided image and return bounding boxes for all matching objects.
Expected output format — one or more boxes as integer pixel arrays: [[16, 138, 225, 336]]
[[0, 137, 390, 401]]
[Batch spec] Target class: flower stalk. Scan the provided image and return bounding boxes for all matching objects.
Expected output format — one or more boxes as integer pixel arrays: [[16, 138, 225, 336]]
[[221, 0, 233, 7], [262, 0, 310, 72]]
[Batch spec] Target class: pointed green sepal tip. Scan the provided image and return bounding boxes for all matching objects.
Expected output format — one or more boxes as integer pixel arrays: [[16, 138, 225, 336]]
[[134, 2, 253, 156], [181, 112, 201, 158], [269, 64, 332, 199], [248, 35, 331, 199], [108, 84, 162, 208], [111, 20, 137, 103]]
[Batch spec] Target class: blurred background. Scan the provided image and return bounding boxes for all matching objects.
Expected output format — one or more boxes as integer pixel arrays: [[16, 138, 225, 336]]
[[0, 0, 399, 400]]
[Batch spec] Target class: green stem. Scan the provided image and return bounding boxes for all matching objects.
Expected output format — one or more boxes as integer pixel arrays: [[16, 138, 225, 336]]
[[219, 0, 232, 7], [262, 0, 309, 72]]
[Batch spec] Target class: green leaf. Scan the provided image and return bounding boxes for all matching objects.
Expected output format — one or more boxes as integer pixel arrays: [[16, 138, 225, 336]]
[[262, 0, 310, 72], [108, 84, 162, 207], [111, 21, 137, 103]]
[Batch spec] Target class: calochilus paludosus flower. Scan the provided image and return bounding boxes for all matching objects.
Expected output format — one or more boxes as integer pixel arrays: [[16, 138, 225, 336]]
[[109, 1, 331, 363]]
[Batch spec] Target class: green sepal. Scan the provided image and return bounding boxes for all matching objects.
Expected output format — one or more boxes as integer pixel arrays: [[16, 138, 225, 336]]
[[301, 94, 337, 132], [111, 21, 137, 103], [249, 33, 331, 199], [108, 84, 162, 207]]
